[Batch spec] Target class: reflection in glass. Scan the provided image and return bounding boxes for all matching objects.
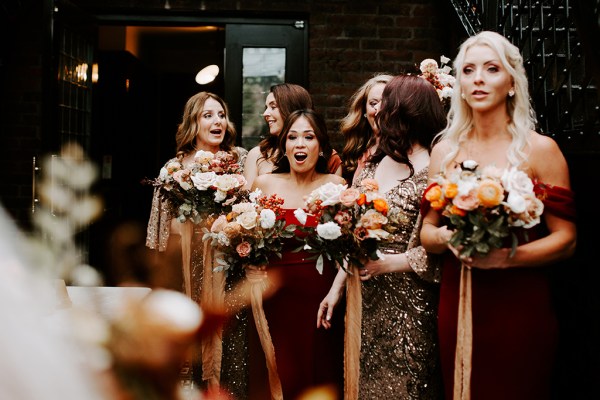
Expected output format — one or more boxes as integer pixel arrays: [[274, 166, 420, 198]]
[[242, 48, 286, 149]]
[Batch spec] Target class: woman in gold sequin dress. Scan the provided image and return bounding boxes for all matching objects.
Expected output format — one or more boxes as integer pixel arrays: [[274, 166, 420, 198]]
[[318, 75, 446, 399], [145, 92, 249, 398]]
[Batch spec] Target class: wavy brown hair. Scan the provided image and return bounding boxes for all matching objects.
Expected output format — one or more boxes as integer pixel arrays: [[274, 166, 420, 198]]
[[273, 109, 333, 174], [371, 74, 446, 178], [339, 74, 393, 181], [175, 92, 237, 158], [258, 83, 313, 161]]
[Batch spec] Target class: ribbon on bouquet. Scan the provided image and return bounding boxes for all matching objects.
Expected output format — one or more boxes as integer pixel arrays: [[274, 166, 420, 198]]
[[200, 240, 225, 387], [453, 263, 473, 400], [247, 266, 283, 400], [344, 264, 362, 400], [180, 221, 194, 298]]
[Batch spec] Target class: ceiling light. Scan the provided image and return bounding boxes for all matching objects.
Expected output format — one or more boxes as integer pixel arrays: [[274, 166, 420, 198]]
[[195, 64, 219, 85]]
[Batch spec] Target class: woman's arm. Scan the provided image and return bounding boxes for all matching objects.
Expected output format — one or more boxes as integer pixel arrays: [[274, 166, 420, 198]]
[[242, 146, 261, 190], [317, 266, 347, 329]]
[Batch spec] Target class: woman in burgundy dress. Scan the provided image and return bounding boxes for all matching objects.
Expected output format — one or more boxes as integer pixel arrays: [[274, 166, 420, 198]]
[[249, 109, 346, 399], [420, 31, 577, 399]]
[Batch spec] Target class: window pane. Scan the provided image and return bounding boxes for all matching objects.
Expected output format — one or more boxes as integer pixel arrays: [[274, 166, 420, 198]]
[[241, 47, 285, 149]]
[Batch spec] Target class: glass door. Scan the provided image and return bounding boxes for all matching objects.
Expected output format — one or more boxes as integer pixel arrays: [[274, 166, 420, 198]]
[[224, 22, 308, 149]]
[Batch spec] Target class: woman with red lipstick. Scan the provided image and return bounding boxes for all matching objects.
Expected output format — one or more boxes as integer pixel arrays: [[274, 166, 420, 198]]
[[420, 31, 576, 399], [248, 109, 346, 399], [146, 91, 249, 398], [243, 83, 342, 189]]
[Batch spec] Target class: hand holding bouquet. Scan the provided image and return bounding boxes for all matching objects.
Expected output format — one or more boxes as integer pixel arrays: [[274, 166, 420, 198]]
[[203, 190, 296, 273], [294, 179, 391, 273], [424, 160, 544, 258], [145, 150, 247, 224]]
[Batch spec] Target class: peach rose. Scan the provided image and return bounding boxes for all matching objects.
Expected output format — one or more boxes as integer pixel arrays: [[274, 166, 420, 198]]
[[339, 188, 361, 207], [210, 215, 228, 233], [360, 178, 379, 192], [359, 209, 388, 230], [236, 241, 252, 258], [477, 179, 504, 208], [452, 191, 480, 211]]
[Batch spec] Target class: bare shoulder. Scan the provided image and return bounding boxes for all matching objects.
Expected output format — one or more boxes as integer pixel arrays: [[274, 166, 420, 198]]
[[324, 174, 346, 185], [246, 146, 261, 160], [527, 131, 570, 187]]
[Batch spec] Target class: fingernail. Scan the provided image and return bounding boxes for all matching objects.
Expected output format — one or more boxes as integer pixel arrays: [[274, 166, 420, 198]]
[[326, 316, 330, 321]]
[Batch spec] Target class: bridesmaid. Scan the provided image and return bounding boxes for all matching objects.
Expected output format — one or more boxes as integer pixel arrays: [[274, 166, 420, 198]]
[[339, 74, 393, 184], [145, 91, 249, 398], [420, 31, 576, 399], [249, 109, 346, 400], [243, 83, 342, 189]]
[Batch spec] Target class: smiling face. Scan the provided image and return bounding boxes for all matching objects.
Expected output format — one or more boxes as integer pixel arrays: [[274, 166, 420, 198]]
[[285, 115, 321, 173], [262, 92, 284, 136], [460, 44, 514, 114], [195, 97, 228, 152], [365, 82, 386, 134]]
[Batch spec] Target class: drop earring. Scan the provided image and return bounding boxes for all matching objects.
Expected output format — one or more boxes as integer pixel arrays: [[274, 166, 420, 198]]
[[318, 151, 324, 157], [363, 113, 367, 118]]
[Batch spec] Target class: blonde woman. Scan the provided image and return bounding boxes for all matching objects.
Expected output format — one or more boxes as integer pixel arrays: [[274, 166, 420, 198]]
[[420, 31, 576, 399]]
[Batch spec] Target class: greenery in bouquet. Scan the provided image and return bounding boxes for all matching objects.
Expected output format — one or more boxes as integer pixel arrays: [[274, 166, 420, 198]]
[[203, 191, 297, 273], [293, 179, 391, 273], [418, 55, 455, 109], [144, 150, 248, 224], [424, 159, 545, 258]]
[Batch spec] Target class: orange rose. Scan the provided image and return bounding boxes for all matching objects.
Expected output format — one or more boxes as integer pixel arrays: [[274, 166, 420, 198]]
[[425, 185, 443, 202], [430, 199, 447, 211], [443, 183, 458, 199], [372, 198, 389, 215], [356, 193, 367, 206], [449, 204, 467, 217], [477, 179, 504, 208]]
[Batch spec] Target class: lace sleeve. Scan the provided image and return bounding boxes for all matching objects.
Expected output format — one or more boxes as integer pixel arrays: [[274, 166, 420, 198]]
[[405, 212, 441, 283]]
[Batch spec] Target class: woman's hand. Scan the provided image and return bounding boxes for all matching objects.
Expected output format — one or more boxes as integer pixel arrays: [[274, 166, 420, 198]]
[[359, 253, 410, 281], [317, 267, 347, 329], [459, 247, 512, 270]]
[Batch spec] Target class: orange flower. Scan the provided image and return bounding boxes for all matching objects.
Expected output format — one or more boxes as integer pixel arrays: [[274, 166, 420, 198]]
[[477, 179, 504, 207], [444, 182, 458, 199], [449, 204, 467, 217], [430, 199, 447, 211], [425, 185, 443, 202], [356, 193, 367, 206], [372, 198, 389, 215]]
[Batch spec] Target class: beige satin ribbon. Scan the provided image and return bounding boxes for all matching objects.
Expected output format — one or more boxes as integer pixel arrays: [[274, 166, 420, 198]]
[[453, 263, 472, 400], [200, 240, 225, 387], [248, 269, 283, 400], [180, 221, 193, 297], [344, 264, 362, 400]]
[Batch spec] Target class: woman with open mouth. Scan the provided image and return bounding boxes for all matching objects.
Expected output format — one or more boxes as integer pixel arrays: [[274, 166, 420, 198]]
[[243, 83, 342, 189], [248, 109, 346, 399]]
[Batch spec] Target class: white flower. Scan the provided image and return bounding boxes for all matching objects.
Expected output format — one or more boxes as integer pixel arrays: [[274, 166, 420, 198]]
[[232, 202, 256, 214], [217, 231, 230, 246], [440, 86, 453, 99], [194, 150, 215, 164], [191, 171, 217, 190], [249, 188, 263, 203], [480, 165, 504, 180], [179, 203, 192, 213], [419, 58, 438, 74], [366, 229, 390, 240], [505, 191, 527, 214], [214, 174, 241, 192], [236, 211, 258, 230], [214, 190, 227, 202], [502, 167, 534, 196], [294, 208, 308, 225], [462, 159, 478, 171], [313, 182, 347, 206], [440, 55, 451, 65], [260, 209, 276, 229], [316, 221, 342, 240], [159, 167, 169, 180]]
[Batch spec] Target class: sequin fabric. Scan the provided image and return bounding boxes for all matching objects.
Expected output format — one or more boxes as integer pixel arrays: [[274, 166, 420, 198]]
[[146, 147, 249, 399], [356, 165, 442, 399]]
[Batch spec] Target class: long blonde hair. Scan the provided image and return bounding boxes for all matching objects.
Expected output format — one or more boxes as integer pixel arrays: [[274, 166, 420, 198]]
[[340, 73, 393, 179], [437, 31, 536, 172]]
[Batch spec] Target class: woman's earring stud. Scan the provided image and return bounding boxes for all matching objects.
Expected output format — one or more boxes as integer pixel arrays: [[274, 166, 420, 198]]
[[508, 88, 515, 97]]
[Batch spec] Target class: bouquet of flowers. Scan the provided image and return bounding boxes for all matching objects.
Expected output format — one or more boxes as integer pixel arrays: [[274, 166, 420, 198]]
[[418, 55, 455, 107], [424, 160, 545, 258], [203, 190, 297, 272], [145, 150, 247, 224], [293, 179, 391, 273]]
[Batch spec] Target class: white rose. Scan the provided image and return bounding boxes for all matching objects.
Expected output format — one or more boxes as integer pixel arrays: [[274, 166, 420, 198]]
[[214, 190, 227, 203], [505, 191, 527, 214], [159, 167, 170, 180], [456, 175, 479, 197], [316, 182, 347, 206], [232, 202, 256, 214], [214, 174, 240, 192], [440, 55, 451, 65], [502, 167, 534, 196], [249, 188, 263, 203], [316, 221, 342, 240], [194, 150, 215, 164], [236, 211, 258, 230], [440, 86, 453, 99], [294, 208, 308, 225], [260, 209, 276, 229], [481, 165, 504, 180], [366, 229, 390, 240], [191, 171, 217, 190]]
